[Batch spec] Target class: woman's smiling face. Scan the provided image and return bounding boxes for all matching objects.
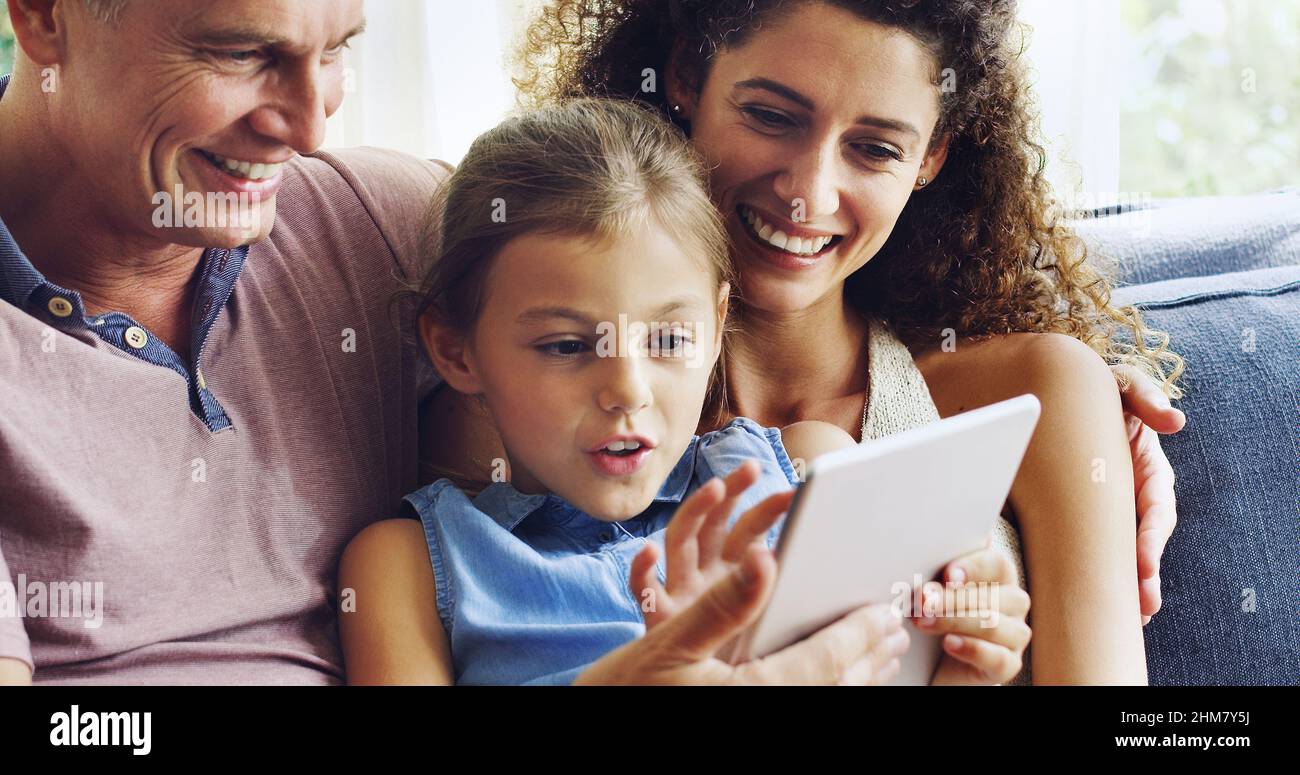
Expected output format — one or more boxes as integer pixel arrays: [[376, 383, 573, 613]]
[[673, 1, 950, 315]]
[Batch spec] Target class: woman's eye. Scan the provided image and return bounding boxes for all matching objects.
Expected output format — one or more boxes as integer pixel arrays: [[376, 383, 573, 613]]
[[856, 143, 903, 162], [742, 106, 794, 128], [538, 340, 589, 357]]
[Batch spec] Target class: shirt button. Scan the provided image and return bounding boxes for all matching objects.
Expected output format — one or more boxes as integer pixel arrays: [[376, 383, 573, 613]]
[[47, 297, 73, 318], [124, 326, 149, 349], [599, 530, 613, 543]]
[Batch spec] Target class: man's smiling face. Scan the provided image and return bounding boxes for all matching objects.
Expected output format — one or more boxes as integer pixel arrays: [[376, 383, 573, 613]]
[[50, 0, 364, 248]]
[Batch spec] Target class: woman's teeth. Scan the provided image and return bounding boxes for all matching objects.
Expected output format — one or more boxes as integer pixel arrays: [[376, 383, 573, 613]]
[[201, 151, 285, 181], [740, 206, 836, 256]]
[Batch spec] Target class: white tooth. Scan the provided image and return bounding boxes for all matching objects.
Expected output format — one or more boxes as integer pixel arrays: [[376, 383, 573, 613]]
[[768, 230, 789, 250], [758, 224, 773, 241], [606, 440, 627, 452], [236, 161, 253, 177], [248, 163, 268, 180], [224, 157, 241, 172], [625, 441, 641, 450], [787, 236, 805, 253]]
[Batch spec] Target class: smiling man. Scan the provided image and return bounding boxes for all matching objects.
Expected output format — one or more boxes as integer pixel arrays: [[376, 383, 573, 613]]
[[0, 0, 447, 684]]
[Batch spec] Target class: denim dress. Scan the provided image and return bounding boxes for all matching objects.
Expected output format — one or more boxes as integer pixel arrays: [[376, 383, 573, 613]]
[[404, 417, 800, 685]]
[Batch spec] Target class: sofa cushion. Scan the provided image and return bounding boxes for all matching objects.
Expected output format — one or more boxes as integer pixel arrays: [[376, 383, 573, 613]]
[[1113, 265, 1300, 685], [1072, 188, 1300, 286]]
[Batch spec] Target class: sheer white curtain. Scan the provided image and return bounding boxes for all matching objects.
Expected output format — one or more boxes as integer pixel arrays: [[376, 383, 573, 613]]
[[1019, 0, 1123, 208], [323, 0, 543, 165], [327, 0, 1123, 197]]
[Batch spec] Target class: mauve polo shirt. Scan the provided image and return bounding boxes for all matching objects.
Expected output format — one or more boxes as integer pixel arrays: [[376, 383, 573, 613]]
[[0, 74, 448, 684]]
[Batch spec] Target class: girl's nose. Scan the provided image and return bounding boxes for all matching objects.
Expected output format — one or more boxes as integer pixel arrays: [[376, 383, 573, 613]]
[[597, 353, 654, 417]]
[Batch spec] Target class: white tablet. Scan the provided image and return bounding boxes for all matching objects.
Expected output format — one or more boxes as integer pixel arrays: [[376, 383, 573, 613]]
[[726, 394, 1041, 684]]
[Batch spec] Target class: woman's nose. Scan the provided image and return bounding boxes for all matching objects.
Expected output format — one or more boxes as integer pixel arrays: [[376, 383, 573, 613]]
[[773, 141, 842, 223]]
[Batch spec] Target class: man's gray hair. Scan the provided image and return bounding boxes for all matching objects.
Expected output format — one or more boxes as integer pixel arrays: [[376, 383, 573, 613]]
[[83, 0, 126, 22]]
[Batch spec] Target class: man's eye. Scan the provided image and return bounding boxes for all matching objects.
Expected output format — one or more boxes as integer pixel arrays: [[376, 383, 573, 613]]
[[538, 340, 588, 357]]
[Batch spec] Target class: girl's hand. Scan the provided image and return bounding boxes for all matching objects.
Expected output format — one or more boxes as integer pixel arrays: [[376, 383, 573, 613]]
[[629, 460, 791, 631], [920, 546, 1032, 685], [1112, 364, 1183, 625]]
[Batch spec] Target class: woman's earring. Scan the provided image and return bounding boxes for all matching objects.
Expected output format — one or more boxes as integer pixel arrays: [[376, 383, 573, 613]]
[[916, 176, 929, 188], [671, 104, 683, 115]]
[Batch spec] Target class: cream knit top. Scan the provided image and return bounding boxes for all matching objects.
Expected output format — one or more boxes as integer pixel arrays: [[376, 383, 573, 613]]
[[859, 318, 1031, 684]]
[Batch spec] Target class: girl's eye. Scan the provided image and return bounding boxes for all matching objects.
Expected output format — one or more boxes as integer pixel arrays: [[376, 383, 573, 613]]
[[855, 143, 903, 162], [741, 106, 795, 129], [538, 340, 589, 357], [652, 328, 693, 357]]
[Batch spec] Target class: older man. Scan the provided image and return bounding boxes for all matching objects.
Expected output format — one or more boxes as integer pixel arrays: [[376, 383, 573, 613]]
[[0, 0, 1181, 685]]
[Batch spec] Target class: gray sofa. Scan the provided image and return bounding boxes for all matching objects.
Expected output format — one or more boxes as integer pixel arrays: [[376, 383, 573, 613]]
[[1070, 188, 1300, 685]]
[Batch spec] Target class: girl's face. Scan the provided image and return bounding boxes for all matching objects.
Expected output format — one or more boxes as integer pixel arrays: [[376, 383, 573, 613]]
[[673, 1, 949, 315], [435, 222, 727, 522]]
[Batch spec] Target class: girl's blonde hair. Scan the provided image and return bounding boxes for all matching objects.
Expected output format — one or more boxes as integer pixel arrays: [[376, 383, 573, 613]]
[[416, 97, 736, 424]]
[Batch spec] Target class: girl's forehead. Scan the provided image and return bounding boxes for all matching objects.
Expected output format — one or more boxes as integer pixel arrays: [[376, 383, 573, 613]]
[[483, 227, 720, 322]]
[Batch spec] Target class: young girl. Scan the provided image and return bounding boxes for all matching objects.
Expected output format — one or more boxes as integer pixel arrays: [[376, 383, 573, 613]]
[[337, 98, 1030, 685]]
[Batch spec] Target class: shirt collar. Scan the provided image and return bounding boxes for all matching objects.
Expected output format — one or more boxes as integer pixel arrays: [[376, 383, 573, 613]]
[[473, 435, 701, 533]]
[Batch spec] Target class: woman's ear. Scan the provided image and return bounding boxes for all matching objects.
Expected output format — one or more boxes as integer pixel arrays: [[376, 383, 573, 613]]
[[664, 40, 699, 123], [916, 131, 952, 190], [418, 309, 485, 395]]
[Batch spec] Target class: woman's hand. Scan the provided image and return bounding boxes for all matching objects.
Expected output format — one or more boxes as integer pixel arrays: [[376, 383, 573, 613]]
[[1111, 364, 1184, 624], [921, 546, 1032, 685], [576, 460, 911, 685]]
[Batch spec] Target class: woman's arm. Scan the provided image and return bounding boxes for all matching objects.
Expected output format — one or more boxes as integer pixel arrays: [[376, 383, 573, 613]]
[[922, 333, 1147, 684], [338, 519, 454, 685]]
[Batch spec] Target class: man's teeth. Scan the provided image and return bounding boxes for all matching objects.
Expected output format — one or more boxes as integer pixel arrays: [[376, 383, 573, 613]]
[[603, 440, 642, 452], [203, 151, 285, 181], [740, 206, 834, 256]]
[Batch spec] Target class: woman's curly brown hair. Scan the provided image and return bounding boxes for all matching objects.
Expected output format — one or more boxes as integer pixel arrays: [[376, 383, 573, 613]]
[[515, 0, 1184, 397]]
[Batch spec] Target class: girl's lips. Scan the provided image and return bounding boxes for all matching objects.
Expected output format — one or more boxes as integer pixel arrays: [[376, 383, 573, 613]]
[[586, 447, 653, 477]]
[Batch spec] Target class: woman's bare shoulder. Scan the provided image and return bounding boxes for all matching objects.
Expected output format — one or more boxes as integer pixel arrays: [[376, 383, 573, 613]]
[[914, 332, 1116, 418]]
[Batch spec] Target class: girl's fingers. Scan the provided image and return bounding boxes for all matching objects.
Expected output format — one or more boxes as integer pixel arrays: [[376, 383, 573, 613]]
[[940, 633, 1024, 684], [697, 461, 761, 566], [721, 489, 795, 563], [914, 583, 1032, 651], [945, 546, 1020, 587], [663, 477, 723, 588], [630, 542, 671, 628], [742, 603, 906, 685], [837, 626, 910, 686]]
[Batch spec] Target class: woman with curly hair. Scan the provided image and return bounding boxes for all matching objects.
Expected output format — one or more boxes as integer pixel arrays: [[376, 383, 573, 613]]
[[423, 0, 1185, 683]]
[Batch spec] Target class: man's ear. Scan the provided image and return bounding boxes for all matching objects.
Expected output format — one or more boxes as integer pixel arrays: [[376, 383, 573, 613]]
[[8, 0, 69, 67], [418, 310, 485, 395], [916, 131, 951, 190]]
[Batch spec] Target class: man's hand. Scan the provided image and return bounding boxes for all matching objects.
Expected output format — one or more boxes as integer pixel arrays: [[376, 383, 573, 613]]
[[1112, 364, 1185, 624]]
